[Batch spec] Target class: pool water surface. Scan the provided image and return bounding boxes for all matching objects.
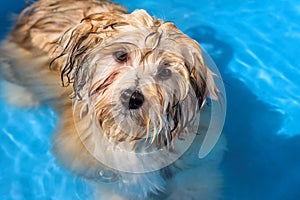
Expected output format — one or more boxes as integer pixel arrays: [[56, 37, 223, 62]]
[[1, 0, 300, 199]]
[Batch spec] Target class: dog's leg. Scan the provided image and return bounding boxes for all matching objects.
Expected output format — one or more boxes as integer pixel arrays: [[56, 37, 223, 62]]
[[165, 166, 223, 200], [1, 80, 39, 107], [0, 41, 40, 107], [0, 58, 38, 107], [0, 41, 69, 108], [93, 184, 128, 200], [164, 134, 226, 200]]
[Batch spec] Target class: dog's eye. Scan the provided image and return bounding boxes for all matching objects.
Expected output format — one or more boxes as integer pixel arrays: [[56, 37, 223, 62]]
[[157, 65, 172, 80], [113, 51, 128, 63]]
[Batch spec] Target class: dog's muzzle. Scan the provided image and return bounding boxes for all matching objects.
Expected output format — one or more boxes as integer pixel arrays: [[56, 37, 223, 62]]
[[121, 89, 144, 109]]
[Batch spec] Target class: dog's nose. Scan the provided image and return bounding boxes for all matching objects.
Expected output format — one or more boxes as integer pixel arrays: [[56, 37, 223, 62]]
[[121, 89, 144, 109]]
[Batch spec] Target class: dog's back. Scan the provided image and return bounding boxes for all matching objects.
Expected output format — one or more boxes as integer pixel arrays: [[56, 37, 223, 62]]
[[9, 0, 127, 58], [0, 0, 127, 107]]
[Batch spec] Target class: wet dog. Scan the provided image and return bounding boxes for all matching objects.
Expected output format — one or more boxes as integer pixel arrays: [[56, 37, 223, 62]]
[[0, 0, 225, 199]]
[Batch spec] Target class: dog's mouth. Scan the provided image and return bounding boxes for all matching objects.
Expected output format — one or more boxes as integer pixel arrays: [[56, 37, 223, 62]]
[[72, 93, 200, 173], [72, 89, 201, 172], [96, 88, 199, 150], [83, 75, 199, 148]]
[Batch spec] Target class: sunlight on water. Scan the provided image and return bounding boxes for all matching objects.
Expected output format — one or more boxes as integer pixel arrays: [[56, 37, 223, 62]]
[[223, 3, 300, 137], [160, 0, 300, 137], [0, 90, 93, 199], [1, 0, 300, 200]]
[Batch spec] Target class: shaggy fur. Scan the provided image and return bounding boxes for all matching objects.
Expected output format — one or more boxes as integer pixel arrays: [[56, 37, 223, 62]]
[[0, 0, 225, 199]]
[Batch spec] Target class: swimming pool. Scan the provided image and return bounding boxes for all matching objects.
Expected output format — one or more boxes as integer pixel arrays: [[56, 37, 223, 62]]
[[1, 0, 299, 199]]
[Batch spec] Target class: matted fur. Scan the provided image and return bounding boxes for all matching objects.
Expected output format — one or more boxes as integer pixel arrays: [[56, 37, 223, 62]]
[[0, 0, 225, 199]]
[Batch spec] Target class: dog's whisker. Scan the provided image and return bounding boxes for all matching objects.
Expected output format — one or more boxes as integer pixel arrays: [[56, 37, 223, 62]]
[[144, 111, 151, 141]]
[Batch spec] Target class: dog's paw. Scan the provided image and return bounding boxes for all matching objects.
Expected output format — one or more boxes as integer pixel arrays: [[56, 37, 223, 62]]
[[1, 80, 39, 108]]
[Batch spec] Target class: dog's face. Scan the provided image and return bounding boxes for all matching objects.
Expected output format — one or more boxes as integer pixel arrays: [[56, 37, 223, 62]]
[[53, 10, 218, 148]]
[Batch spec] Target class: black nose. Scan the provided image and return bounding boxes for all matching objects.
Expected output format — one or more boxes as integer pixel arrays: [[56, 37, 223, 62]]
[[121, 89, 144, 109]]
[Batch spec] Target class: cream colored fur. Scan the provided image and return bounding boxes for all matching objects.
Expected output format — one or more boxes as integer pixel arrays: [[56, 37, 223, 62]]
[[0, 0, 225, 199]]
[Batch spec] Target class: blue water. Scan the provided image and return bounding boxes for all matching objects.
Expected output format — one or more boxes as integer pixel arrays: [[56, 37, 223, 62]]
[[1, 0, 300, 199]]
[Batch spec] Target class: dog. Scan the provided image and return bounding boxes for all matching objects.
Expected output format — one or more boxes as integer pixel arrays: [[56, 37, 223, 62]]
[[0, 0, 226, 199]]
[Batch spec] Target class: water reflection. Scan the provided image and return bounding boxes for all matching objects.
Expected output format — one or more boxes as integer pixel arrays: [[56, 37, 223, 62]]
[[185, 25, 300, 200]]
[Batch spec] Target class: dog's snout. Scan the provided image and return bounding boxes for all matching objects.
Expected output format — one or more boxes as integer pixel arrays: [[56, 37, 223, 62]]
[[121, 89, 144, 109], [129, 90, 144, 109]]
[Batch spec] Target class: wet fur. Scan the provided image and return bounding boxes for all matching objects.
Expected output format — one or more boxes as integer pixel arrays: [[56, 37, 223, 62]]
[[0, 0, 225, 199]]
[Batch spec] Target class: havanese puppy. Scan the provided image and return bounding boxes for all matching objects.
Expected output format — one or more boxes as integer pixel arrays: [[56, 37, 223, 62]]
[[0, 0, 226, 199]]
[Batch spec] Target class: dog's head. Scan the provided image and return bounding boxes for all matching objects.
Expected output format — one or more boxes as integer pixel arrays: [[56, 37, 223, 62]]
[[52, 10, 218, 148]]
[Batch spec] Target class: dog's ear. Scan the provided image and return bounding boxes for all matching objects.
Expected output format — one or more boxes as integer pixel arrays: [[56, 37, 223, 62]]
[[181, 40, 219, 108], [51, 10, 160, 99], [159, 22, 218, 107], [50, 12, 129, 99]]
